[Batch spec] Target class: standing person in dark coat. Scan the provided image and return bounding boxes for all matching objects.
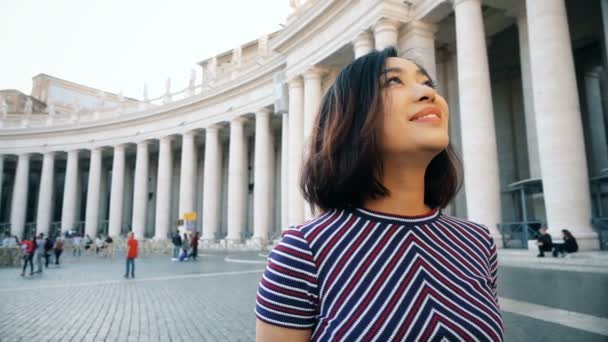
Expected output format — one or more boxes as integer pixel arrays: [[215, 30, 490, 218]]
[[536, 226, 553, 257], [171, 230, 182, 260], [552, 230, 578, 257]]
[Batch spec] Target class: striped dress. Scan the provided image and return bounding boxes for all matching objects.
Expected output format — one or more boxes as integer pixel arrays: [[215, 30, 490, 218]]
[[255, 208, 504, 341]]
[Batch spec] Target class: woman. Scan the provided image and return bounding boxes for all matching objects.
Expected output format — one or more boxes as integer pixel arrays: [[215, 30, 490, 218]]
[[552, 229, 578, 257], [255, 47, 504, 341]]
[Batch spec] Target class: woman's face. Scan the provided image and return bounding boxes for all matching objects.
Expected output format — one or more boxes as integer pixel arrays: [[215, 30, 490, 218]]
[[379, 57, 449, 158]]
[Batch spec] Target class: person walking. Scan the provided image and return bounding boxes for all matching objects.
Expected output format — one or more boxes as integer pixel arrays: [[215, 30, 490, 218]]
[[44, 236, 54, 268], [72, 234, 82, 257], [20, 236, 35, 276], [180, 233, 190, 261], [54, 237, 64, 265], [124, 232, 138, 279], [34, 233, 46, 274], [189, 231, 199, 261], [171, 230, 182, 260]]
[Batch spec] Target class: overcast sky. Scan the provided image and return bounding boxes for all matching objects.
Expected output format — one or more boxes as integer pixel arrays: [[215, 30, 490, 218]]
[[0, 0, 291, 100]]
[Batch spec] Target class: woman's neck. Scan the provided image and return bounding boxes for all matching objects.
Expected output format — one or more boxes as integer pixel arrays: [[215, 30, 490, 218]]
[[363, 156, 431, 216]]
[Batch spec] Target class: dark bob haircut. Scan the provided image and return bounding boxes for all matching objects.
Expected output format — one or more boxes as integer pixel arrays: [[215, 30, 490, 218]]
[[300, 46, 462, 213]]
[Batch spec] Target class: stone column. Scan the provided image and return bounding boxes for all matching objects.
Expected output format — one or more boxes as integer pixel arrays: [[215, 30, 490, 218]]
[[280, 113, 289, 229], [516, 12, 541, 179], [584, 70, 608, 173], [288, 76, 305, 226], [353, 31, 374, 58], [454, 0, 502, 242], [155, 136, 173, 239], [84, 148, 102, 238], [374, 18, 400, 51], [253, 109, 274, 245], [202, 125, 222, 241], [227, 117, 248, 242], [0, 155, 4, 212], [526, 0, 597, 249], [303, 67, 325, 219], [179, 131, 197, 221], [132, 141, 149, 239], [398, 21, 438, 80], [36, 152, 55, 236], [108, 144, 125, 237], [10, 154, 30, 238], [61, 150, 79, 233]]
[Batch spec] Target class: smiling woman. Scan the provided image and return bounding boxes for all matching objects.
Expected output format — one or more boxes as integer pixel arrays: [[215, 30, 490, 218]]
[[255, 47, 504, 341]]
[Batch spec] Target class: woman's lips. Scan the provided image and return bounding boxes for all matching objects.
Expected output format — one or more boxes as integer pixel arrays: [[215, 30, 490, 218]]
[[409, 106, 442, 123]]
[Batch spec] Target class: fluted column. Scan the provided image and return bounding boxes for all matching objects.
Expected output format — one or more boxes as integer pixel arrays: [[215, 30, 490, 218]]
[[288, 76, 305, 226], [132, 141, 149, 239], [527, 0, 597, 249], [0, 155, 4, 212], [179, 131, 197, 221], [202, 125, 222, 240], [253, 109, 274, 244], [36, 152, 55, 235], [227, 117, 248, 242], [155, 136, 173, 239], [10, 154, 30, 238], [515, 12, 541, 179], [374, 18, 399, 50], [280, 113, 289, 229], [61, 150, 79, 233], [303, 67, 325, 219], [454, 0, 502, 242], [398, 21, 438, 80], [353, 31, 374, 58], [84, 148, 102, 237], [108, 144, 125, 237]]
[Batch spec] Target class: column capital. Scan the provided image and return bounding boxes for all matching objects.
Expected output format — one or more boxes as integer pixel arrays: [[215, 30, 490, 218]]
[[353, 31, 373, 45], [303, 67, 328, 81], [136, 140, 151, 148], [401, 20, 438, 39], [256, 108, 273, 118], [42, 151, 55, 157], [182, 130, 198, 138], [287, 76, 304, 89], [113, 143, 127, 150], [230, 115, 248, 125], [205, 124, 221, 132], [373, 17, 401, 33], [158, 135, 174, 143]]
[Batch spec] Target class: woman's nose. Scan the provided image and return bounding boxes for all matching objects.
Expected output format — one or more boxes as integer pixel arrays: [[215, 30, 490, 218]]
[[415, 84, 436, 103]]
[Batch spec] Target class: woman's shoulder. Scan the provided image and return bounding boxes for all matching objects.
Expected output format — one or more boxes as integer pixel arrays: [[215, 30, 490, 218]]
[[282, 209, 347, 243], [437, 214, 495, 245]]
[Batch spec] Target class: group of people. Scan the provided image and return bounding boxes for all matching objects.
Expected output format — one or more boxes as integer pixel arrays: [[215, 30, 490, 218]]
[[70, 233, 115, 258], [16, 233, 64, 276], [171, 230, 199, 262], [536, 227, 579, 258]]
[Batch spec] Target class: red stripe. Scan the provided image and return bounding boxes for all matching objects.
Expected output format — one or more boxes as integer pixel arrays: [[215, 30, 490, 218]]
[[315, 215, 358, 267], [256, 294, 314, 316], [268, 259, 317, 284], [274, 244, 314, 263], [261, 278, 310, 301], [306, 210, 342, 244]]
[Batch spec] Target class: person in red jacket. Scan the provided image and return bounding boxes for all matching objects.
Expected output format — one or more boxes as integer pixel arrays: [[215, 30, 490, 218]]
[[124, 232, 138, 279], [20, 235, 35, 276]]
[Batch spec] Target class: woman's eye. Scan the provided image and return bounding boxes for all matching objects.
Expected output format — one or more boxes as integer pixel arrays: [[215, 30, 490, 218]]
[[423, 79, 436, 89], [387, 77, 402, 85]]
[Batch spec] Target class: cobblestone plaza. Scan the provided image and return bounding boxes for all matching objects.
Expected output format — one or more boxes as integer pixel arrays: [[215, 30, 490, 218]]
[[0, 251, 607, 341]]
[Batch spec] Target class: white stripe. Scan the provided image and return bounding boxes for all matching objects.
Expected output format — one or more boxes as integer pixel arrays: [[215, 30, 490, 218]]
[[275, 239, 314, 257], [262, 273, 313, 297], [256, 302, 317, 319], [271, 249, 316, 268], [356, 208, 440, 223], [313, 212, 352, 252], [270, 257, 318, 279], [258, 283, 313, 304], [499, 297, 608, 336], [303, 210, 342, 242], [267, 266, 318, 289], [255, 313, 314, 329], [256, 290, 317, 312]]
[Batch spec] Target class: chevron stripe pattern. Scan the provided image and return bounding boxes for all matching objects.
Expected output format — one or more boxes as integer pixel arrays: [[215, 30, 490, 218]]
[[256, 208, 504, 341]]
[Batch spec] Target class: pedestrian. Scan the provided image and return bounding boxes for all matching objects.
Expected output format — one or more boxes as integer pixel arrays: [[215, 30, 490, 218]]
[[189, 231, 199, 261], [72, 234, 82, 257], [552, 229, 578, 257], [20, 236, 35, 276], [536, 226, 553, 257], [34, 233, 45, 273], [124, 232, 138, 279], [180, 233, 190, 261], [84, 234, 93, 255], [95, 236, 105, 256], [171, 230, 182, 260], [105, 235, 114, 258], [43, 236, 53, 268], [54, 237, 64, 265]]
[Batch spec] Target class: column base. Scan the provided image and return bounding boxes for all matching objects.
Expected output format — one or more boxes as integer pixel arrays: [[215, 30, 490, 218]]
[[491, 234, 505, 249], [246, 236, 268, 249]]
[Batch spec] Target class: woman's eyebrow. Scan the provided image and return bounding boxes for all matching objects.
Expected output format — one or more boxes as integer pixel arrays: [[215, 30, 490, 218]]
[[381, 67, 403, 75]]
